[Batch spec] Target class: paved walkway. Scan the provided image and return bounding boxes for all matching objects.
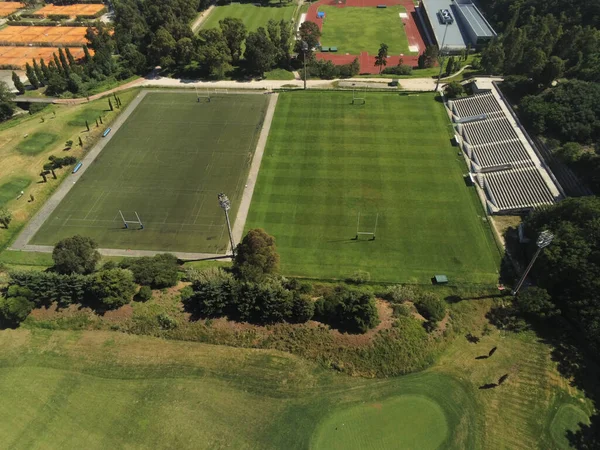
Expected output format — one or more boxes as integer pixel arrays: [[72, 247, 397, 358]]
[[230, 93, 279, 252], [10, 90, 148, 253]]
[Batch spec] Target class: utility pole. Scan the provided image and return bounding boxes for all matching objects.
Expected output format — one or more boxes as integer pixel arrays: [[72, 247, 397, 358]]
[[302, 40, 309, 90], [512, 230, 554, 295], [218, 192, 236, 258], [435, 23, 450, 92]]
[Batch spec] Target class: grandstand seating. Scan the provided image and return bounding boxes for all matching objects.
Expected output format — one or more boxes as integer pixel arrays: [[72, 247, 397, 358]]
[[447, 90, 562, 213]]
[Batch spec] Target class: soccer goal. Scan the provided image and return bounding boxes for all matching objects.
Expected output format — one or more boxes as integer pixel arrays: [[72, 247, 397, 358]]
[[352, 88, 366, 105], [195, 87, 211, 103], [354, 211, 378, 240], [119, 210, 144, 230]]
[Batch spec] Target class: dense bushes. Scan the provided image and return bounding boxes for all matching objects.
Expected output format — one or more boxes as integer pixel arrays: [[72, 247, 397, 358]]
[[414, 293, 447, 324], [233, 228, 280, 282], [315, 286, 379, 333], [52, 235, 101, 275], [120, 253, 179, 288], [9, 270, 90, 307], [382, 64, 413, 75], [0, 287, 34, 326], [306, 58, 360, 79], [88, 268, 137, 309]]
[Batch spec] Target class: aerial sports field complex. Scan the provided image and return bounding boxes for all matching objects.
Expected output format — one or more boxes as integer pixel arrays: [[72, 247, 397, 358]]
[[14, 88, 503, 284]]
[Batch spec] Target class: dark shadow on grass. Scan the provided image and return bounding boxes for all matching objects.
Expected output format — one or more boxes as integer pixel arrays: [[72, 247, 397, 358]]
[[478, 383, 498, 390], [475, 355, 488, 360]]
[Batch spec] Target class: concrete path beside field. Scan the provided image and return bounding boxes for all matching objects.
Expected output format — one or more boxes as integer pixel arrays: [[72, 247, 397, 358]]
[[230, 93, 279, 253], [191, 5, 215, 33]]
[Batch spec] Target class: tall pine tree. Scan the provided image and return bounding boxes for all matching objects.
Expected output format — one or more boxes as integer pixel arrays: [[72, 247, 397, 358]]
[[58, 48, 70, 74], [65, 48, 76, 67], [25, 62, 40, 89], [40, 58, 50, 82], [32, 59, 44, 86], [12, 71, 25, 94], [82, 45, 92, 64], [53, 53, 64, 75]]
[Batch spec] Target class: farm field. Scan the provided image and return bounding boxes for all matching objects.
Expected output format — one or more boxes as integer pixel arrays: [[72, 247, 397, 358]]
[[246, 91, 500, 283], [0, 324, 589, 449], [200, 0, 297, 32], [31, 92, 269, 253], [318, 5, 415, 55]]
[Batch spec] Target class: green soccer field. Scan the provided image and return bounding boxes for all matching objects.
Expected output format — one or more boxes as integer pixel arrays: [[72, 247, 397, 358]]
[[319, 5, 415, 55], [245, 92, 501, 284], [200, 0, 297, 32], [31, 92, 269, 253]]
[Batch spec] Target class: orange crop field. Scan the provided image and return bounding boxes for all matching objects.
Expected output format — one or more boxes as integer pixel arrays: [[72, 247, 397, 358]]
[[0, 46, 89, 68], [0, 2, 24, 17], [0, 26, 89, 46], [36, 3, 105, 17]]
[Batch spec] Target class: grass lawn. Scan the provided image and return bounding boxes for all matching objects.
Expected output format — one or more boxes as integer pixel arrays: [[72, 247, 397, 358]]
[[246, 91, 500, 284], [0, 321, 590, 449], [0, 89, 139, 252], [31, 92, 269, 253], [201, 0, 297, 32], [319, 5, 415, 55], [264, 68, 295, 80]]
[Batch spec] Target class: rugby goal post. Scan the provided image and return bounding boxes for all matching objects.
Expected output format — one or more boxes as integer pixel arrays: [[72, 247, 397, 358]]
[[119, 210, 144, 229], [354, 211, 378, 240], [352, 88, 366, 105], [195, 87, 211, 102]]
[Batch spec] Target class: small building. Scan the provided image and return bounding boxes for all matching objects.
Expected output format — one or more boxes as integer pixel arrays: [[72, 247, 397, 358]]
[[420, 0, 496, 52]]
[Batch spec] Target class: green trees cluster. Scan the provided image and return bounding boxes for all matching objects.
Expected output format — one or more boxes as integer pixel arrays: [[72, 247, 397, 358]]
[[523, 197, 600, 351], [315, 285, 379, 333], [119, 253, 179, 288], [41, 155, 77, 182]]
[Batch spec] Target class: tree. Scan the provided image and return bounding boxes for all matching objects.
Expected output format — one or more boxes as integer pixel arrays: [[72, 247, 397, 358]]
[[445, 56, 455, 76], [25, 62, 39, 89], [517, 287, 560, 319], [175, 37, 195, 66], [82, 45, 92, 64], [289, 293, 314, 323], [89, 268, 136, 309], [414, 293, 446, 323], [295, 21, 321, 60], [0, 80, 15, 122], [11, 71, 24, 94], [45, 71, 68, 97], [480, 40, 505, 74], [538, 56, 565, 87], [52, 235, 101, 275], [0, 208, 12, 229], [196, 28, 232, 79], [149, 27, 177, 67], [375, 43, 388, 74], [32, 59, 44, 86], [119, 253, 179, 288], [39, 58, 50, 82], [65, 48, 76, 67], [58, 48, 71, 75], [417, 45, 438, 69], [444, 81, 465, 98], [219, 17, 247, 63], [120, 43, 147, 75], [277, 19, 292, 64], [233, 228, 280, 281], [244, 27, 278, 76]]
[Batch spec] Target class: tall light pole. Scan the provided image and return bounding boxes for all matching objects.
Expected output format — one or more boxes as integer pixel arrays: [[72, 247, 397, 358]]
[[512, 230, 554, 296], [218, 192, 236, 258], [435, 23, 450, 92], [302, 40, 309, 90]]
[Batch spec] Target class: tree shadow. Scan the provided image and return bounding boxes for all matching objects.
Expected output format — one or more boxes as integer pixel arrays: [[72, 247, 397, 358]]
[[478, 383, 498, 390]]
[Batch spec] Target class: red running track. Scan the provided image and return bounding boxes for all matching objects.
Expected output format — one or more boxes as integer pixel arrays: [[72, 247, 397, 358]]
[[305, 0, 426, 74]]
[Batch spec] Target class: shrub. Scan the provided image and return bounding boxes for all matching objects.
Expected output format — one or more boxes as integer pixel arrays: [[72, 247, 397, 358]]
[[289, 293, 314, 323], [382, 285, 416, 303], [392, 303, 412, 318], [444, 81, 465, 99], [89, 269, 136, 310], [382, 64, 413, 75], [415, 293, 447, 323], [9, 270, 90, 307], [120, 253, 179, 288], [157, 313, 178, 330], [315, 285, 379, 333], [234, 281, 292, 324], [0, 294, 34, 326], [136, 285, 152, 302], [346, 270, 371, 284]]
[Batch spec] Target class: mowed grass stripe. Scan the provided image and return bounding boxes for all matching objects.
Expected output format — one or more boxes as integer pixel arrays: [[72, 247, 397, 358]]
[[246, 92, 500, 283], [31, 93, 268, 253]]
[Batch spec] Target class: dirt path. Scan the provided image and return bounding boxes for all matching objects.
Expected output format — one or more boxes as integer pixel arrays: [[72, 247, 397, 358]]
[[10, 90, 149, 252], [191, 5, 215, 33], [230, 93, 279, 252]]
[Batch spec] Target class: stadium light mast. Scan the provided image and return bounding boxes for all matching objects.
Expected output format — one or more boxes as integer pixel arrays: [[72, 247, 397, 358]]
[[512, 230, 554, 296], [435, 23, 450, 92], [218, 192, 236, 258], [302, 40, 309, 90]]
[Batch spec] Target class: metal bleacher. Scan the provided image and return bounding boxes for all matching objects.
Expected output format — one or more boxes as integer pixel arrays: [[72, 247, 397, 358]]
[[447, 91, 562, 214]]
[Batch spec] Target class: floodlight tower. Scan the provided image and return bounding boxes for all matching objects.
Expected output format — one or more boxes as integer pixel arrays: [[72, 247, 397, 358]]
[[435, 22, 450, 92], [512, 230, 554, 296], [301, 40, 309, 90], [218, 192, 236, 257]]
